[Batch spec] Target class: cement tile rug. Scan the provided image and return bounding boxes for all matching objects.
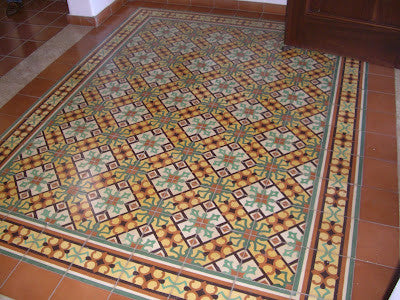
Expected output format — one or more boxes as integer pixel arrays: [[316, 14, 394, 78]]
[[0, 8, 367, 300]]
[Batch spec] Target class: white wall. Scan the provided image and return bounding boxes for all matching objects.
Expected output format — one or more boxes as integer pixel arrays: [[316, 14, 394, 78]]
[[67, 0, 115, 16], [240, 0, 287, 4]]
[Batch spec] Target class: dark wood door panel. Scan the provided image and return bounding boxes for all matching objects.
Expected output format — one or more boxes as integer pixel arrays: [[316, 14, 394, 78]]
[[308, 0, 376, 21], [285, 0, 400, 68], [378, 0, 400, 27]]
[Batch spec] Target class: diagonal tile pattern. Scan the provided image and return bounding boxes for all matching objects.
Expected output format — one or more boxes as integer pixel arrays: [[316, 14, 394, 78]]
[[0, 5, 397, 300]]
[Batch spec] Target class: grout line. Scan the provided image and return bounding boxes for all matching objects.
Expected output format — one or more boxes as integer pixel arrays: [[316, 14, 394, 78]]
[[0, 222, 49, 289], [47, 231, 94, 300]]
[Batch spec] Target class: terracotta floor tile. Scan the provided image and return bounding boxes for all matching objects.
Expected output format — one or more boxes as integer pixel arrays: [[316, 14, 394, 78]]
[[0, 56, 23, 75], [210, 8, 237, 15], [190, 0, 214, 8], [356, 220, 399, 267], [0, 254, 19, 285], [260, 12, 285, 21], [26, 11, 64, 26], [108, 292, 133, 300], [52, 276, 112, 300], [362, 156, 398, 191], [45, 1, 69, 13], [23, 0, 52, 11], [0, 93, 38, 117], [238, 0, 264, 12], [352, 260, 398, 300], [365, 110, 397, 136], [161, 4, 190, 11], [3, 9, 38, 23], [367, 73, 396, 94], [168, 0, 190, 6], [187, 5, 213, 13], [0, 21, 18, 36], [8, 40, 44, 58], [18, 76, 54, 97], [30, 26, 62, 41], [366, 90, 396, 114], [368, 63, 395, 77], [235, 10, 262, 19], [364, 131, 397, 162], [49, 14, 68, 27], [359, 187, 399, 227], [0, 37, 23, 55], [214, 0, 238, 10], [0, 113, 19, 135], [38, 61, 74, 82], [0, 260, 62, 300], [3, 23, 45, 39]]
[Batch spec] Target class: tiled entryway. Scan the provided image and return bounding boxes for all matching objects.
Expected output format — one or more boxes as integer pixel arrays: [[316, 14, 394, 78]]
[[0, 2, 398, 299]]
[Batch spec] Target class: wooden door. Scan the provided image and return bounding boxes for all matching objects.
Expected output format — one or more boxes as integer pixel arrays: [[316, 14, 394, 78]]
[[284, 0, 400, 68]]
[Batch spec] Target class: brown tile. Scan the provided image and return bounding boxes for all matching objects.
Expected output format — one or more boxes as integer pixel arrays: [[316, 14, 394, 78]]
[[52, 276, 111, 300], [113, 4, 139, 16], [0, 260, 62, 300], [365, 110, 396, 136], [132, 2, 167, 8], [360, 187, 399, 227], [368, 63, 395, 77], [66, 14, 81, 25], [30, 26, 62, 41], [4, 23, 45, 39], [168, 0, 191, 5], [356, 220, 399, 267], [367, 90, 396, 114], [0, 56, 23, 75], [3, 9, 38, 23], [260, 12, 285, 21], [109, 292, 132, 300], [0, 94, 38, 117], [49, 14, 69, 27], [188, 5, 213, 12], [26, 11, 64, 26], [352, 260, 399, 300], [23, 0, 53, 11], [0, 21, 19, 36], [362, 156, 398, 191], [38, 61, 74, 82], [54, 48, 88, 66], [364, 131, 397, 162], [191, 0, 213, 7], [45, 1, 69, 13], [162, 4, 190, 11], [18, 77, 54, 97], [0, 37, 23, 55], [235, 10, 261, 19], [238, 1, 263, 12], [0, 113, 20, 135], [214, 0, 238, 10], [8, 40, 44, 57], [262, 3, 286, 15], [367, 73, 396, 94], [0, 254, 19, 285], [210, 8, 236, 15]]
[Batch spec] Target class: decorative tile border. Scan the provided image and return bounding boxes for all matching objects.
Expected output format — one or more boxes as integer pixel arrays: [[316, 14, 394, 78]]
[[0, 8, 366, 299]]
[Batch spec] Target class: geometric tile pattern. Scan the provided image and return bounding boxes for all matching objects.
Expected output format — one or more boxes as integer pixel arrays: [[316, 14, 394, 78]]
[[0, 9, 366, 300]]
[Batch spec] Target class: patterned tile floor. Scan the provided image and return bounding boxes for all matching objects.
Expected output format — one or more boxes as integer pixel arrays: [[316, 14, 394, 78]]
[[0, 2, 398, 300]]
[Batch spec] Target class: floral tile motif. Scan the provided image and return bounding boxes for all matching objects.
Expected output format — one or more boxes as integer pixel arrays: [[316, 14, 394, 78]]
[[0, 8, 366, 300]]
